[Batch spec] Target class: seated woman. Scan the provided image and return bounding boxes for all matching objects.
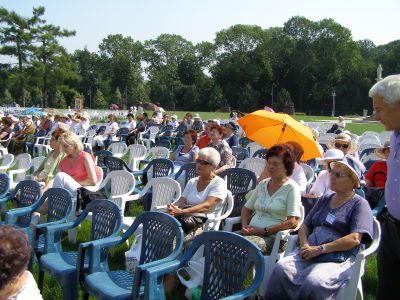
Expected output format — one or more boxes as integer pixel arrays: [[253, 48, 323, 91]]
[[303, 149, 344, 198], [365, 141, 389, 188], [91, 114, 119, 150], [223, 122, 239, 148], [240, 144, 302, 255], [33, 127, 68, 188], [328, 132, 365, 177], [9, 117, 36, 154], [170, 129, 199, 172], [53, 131, 98, 199], [166, 147, 227, 239], [207, 124, 235, 174], [265, 160, 373, 300], [0, 225, 43, 299]]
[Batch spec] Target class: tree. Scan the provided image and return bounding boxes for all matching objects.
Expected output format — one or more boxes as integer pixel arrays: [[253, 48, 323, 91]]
[[114, 87, 122, 108], [3, 88, 13, 104], [93, 90, 107, 109], [53, 89, 66, 108], [0, 6, 45, 106]]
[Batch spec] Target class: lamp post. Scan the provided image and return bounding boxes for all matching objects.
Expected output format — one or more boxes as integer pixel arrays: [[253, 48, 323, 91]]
[[331, 88, 336, 117]]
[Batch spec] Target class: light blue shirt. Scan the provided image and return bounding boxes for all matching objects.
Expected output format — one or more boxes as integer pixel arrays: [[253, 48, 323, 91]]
[[386, 130, 400, 219]]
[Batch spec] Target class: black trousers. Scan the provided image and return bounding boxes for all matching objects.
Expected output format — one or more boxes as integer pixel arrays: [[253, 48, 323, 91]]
[[377, 214, 400, 299]]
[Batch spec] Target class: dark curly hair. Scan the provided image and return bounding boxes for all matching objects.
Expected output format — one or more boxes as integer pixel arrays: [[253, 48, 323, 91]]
[[0, 225, 31, 290], [266, 144, 296, 176], [185, 129, 198, 145]]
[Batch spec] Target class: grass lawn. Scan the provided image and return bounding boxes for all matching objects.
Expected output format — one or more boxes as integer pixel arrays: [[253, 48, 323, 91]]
[[31, 112, 381, 299]]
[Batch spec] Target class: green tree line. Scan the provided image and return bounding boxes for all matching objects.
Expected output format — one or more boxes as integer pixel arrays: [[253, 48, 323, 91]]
[[1, 6, 399, 114]]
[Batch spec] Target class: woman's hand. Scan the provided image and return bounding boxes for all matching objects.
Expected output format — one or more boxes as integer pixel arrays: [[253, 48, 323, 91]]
[[166, 203, 183, 217], [300, 244, 321, 260], [241, 225, 264, 236]]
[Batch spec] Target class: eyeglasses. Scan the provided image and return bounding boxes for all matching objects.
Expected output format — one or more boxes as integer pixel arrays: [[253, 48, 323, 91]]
[[335, 143, 349, 149], [196, 159, 212, 166], [329, 170, 349, 178]]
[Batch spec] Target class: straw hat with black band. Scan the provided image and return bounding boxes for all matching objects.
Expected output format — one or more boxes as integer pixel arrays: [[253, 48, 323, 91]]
[[327, 133, 358, 154]]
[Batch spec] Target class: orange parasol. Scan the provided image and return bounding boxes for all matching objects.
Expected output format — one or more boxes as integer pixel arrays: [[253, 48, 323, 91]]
[[238, 110, 321, 160]]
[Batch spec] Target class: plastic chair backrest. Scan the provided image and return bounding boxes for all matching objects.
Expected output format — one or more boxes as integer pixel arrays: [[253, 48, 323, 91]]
[[219, 168, 257, 217], [44, 188, 74, 223], [173, 162, 197, 188], [0, 173, 10, 198], [147, 146, 169, 160], [94, 150, 113, 166], [127, 144, 147, 170], [10, 180, 41, 227], [145, 158, 174, 179], [191, 231, 264, 299], [231, 146, 249, 162], [147, 177, 181, 211], [155, 139, 171, 149], [252, 148, 268, 159], [107, 142, 127, 155], [238, 157, 265, 178], [0, 153, 14, 169], [103, 156, 133, 172]]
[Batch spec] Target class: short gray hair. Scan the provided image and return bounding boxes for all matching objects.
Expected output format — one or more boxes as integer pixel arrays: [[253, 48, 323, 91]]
[[369, 74, 400, 104], [198, 147, 221, 167]]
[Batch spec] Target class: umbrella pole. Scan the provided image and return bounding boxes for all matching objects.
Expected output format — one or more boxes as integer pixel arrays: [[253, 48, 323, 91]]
[[277, 123, 287, 143]]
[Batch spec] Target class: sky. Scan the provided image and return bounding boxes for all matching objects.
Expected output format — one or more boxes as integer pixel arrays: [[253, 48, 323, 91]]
[[1, 0, 399, 55]]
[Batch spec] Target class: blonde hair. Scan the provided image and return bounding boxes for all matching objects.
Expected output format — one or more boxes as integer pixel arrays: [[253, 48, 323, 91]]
[[58, 131, 83, 152]]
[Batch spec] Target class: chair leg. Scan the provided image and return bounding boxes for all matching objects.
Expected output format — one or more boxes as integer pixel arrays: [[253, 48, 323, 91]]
[[38, 269, 45, 291], [83, 292, 89, 300]]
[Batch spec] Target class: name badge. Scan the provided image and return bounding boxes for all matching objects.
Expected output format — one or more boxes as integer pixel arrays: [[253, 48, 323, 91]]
[[326, 213, 335, 224]]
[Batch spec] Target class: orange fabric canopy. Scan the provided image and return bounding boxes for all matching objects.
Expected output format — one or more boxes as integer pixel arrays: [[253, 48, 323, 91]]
[[238, 110, 321, 160]]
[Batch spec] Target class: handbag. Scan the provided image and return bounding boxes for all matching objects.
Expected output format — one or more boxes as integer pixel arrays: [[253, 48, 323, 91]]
[[313, 251, 350, 263], [176, 215, 206, 234], [76, 187, 107, 212]]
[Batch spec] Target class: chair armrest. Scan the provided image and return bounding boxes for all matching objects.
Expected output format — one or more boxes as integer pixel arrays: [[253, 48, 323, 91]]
[[4, 206, 35, 224], [80, 235, 124, 274], [8, 169, 28, 179], [43, 221, 76, 253]]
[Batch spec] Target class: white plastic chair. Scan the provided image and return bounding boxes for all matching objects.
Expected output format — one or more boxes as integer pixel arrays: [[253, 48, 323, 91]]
[[122, 177, 181, 230], [107, 142, 127, 158], [34, 135, 51, 157], [146, 146, 170, 160], [90, 170, 136, 213], [239, 157, 265, 178], [284, 218, 381, 300], [30, 156, 45, 173], [123, 144, 147, 171], [8, 153, 32, 189], [137, 126, 160, 149], [0, 153, 14, 173], [246, 142, 264, 158], [300, 163, 315, 192]]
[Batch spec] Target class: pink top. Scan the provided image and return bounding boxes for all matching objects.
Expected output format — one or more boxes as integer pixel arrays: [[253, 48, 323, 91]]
[[60, 151, 94, 182]]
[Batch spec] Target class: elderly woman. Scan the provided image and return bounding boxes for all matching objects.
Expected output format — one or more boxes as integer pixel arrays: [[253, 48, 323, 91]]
[[223, 121, 239, 148], [53, 132, 98, 198], [91, 114, 119, 150], [170, 129, 199, 171], [265, 160, 373, 299], [240, 144, 302, 255], [0, 225, 42, 299], [303, 149, 344, 199], [328, 133, 365, 178], [33, 128, 68, 187], [166, 147, 227, 237], [207, 124, 235, 174]]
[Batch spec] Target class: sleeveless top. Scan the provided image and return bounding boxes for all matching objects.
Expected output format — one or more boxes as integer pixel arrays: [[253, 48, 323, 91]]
[[60, 151, 93, 182]]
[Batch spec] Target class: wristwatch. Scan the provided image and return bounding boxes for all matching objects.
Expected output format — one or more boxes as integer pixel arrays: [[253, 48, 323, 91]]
[[264, 227, 269, 235], [319, 244, 326, 253]]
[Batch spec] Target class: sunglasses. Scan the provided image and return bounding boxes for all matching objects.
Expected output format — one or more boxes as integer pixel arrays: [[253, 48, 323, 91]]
[[196, 159, 212, 166], [329, 170, 349, 178], [335, 143, 349, 149]]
